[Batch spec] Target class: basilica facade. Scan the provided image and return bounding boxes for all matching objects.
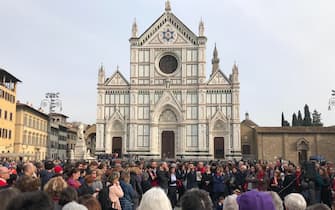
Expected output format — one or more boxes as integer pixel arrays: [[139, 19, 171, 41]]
[[96, 1, 241, 160]]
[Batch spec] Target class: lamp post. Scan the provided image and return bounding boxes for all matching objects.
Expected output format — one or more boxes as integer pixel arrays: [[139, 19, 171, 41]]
[[41, 92, 62, 113], [329, 90, 335, 110]]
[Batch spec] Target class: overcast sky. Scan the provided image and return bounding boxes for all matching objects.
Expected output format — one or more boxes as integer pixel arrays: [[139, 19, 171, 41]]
[[1, 0, 334, 126]]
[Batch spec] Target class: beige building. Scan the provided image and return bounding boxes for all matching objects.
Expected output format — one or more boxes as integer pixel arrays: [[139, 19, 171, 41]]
[[0, 69, 20, 155], [241, 113, 335, 165], [14, 103, 48, 161]]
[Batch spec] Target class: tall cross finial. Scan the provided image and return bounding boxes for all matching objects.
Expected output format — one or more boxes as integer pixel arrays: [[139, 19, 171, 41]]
[[165, 0, 171, 12]]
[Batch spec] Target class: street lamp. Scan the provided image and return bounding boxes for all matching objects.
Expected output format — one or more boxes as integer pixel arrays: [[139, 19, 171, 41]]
[[40, 92, 62, 113], [328, 90, 335, 110]]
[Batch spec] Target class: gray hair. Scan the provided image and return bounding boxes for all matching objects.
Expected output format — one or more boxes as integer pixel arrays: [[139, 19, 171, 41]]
[[284, 193, 306, 210], [267, 191, 283, 210], [223, 194, 238, 210], [137, 187, 172, 210], [306, 203, 330, 210]]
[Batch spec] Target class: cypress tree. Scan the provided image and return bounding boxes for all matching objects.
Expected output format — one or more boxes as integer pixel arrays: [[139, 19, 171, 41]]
[[292, 113, 298, 126], [303, 104, 312, 126], [297, 110, 303, 126]]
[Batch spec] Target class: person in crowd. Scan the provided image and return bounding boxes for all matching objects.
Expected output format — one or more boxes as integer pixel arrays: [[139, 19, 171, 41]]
[[22, 162, 36, 177], [237, 190, 275, 210], [40, 160, 54, 189], [79, 194, 102, 210], [245, 165, 258, 191], [213, 166, 227, 204], [0, 166, 10, 188], [181, 188, 213, 210], [53, 165, 63, 177], [59, 187, 79, 207], [284, 193, 307, 210], [119, 170, 135, 210], [140, 169, 151, 193], [196, 162, 205, 187], [0, 187, 20, 210], [108, 171, 124, 210], [78, 175, 95, 196], [148, 161, 158, 187], [266, 191, 283, 210], [186, 163, 197, 190], [167, 164, 178, 208], [62, 201, 88, 210], [306, 203, 331, 210], [282, 166, 296, 198], [222, 194, 238, 210], [176, 162, 186, 201], [91, 169, 103, 192], [129, 165, 143, 206], [157, 161, 169, 194], [201, 165, 213, 197], [44, 176, 68, 210], [269, 170, 282, 193], [257, 165, 268, 191], [14, 173, 40, 192], [67, 168, 82, 190], [6, 191, 54, 210], [295, 166, 302, 192], [137, 187, 172, 210], [319, 167, 332, 208]]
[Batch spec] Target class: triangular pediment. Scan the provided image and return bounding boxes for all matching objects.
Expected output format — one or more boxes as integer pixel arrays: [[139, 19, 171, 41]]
[[152, 90, 183, 122], [210, 108, 229, 131], [107, 108, 124, 123], [211, 108, 228, 122], [105, 70, 129, 86], [207, 70, 231, 85], [138, 12, 199, 46]]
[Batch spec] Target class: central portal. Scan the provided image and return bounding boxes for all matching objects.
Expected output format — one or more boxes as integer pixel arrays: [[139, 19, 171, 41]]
[[161, 131, 175, 159]]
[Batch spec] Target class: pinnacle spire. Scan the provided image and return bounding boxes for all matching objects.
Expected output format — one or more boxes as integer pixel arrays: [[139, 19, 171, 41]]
[[165, 0, 171, 12], [132, 18, 138, 37], [211, 44, 220, 74], [233, 60, 238, 73], [199, 18, 204, 36]]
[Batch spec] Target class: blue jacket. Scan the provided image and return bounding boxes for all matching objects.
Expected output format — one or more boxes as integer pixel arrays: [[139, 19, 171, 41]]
[[120, 180, 135, 210], [212, 174, 226, 193]]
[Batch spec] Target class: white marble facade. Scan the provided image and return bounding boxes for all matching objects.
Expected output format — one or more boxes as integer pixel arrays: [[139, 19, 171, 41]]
[[96, 1, 241, 160]]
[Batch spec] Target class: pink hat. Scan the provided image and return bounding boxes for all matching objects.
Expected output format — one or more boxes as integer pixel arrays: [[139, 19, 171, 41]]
[[54, 165, 63, 174]]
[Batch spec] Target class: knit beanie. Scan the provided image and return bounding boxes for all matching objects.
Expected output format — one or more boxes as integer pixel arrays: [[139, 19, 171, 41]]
[[237, 190, 275, 210]]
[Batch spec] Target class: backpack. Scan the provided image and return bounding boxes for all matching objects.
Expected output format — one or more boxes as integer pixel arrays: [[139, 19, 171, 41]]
[[98, 186, 115, 210]]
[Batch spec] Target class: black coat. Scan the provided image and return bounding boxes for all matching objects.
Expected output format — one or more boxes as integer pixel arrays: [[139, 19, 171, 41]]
[[186, 170, 197, 189], [157, 169, 169, 189], [201, 172, 213, 193]]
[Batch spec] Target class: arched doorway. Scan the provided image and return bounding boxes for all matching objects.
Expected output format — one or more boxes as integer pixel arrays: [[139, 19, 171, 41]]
[[161, 131, 175, 159], [112, 137, 122, 157], [159, 109, 178, 159], [297, 139, 309, 164], [212, 120, 226, 159]]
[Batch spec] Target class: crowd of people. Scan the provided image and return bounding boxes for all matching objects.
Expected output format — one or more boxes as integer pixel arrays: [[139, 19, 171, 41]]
[[0, 157, 334, 210]]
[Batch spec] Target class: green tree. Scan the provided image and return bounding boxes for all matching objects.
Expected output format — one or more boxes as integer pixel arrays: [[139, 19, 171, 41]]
[[292, 113, 298, 126], [297, 110, 303, 126], [282, 112, 290, 127], [312, 109, 323, 127], [303, 104, 312, 126]]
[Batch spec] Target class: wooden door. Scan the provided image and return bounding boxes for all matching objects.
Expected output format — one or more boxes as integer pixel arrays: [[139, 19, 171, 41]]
[[161, 131, 175, 159], [112, 137, 122, 157], [214, 137, 224, 159]]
